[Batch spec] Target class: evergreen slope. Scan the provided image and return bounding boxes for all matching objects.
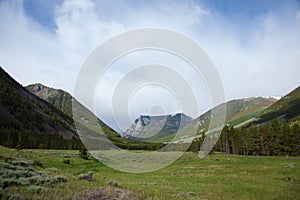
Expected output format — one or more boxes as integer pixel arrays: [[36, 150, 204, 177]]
[[253, 86, 300, 124], [161, 97, 277, 143], [197, 97, 277, 129], [215, 86, 300, 156], [27, 84, 73, 118], [25, 83, 162, 150], [26, 83, 120, 139], [0, 67, 77, 139], [0, 67, 82, 149], [215, 118, 300, 156]]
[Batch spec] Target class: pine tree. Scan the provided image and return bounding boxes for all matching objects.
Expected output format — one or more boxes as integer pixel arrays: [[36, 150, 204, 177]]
[[16, 133, 23, 150], [79, 146, 89, 160]]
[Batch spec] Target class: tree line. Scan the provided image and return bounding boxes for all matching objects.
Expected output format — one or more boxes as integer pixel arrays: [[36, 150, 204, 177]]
[[214, 119, 300, 156], [0, 127, 83, 150], [189, 119, 300, 156], [0, 126, 164, 151]]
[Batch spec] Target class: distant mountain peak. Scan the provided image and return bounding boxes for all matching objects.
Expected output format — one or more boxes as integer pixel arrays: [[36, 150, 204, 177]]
[[27, 83, 47, 94], [124, 113, 193, 140]]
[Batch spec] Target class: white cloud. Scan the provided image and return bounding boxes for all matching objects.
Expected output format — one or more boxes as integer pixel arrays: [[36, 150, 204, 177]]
[[54, 0, 125, 67], [0, 0, 300, 131], [0, 0, 63, 87]]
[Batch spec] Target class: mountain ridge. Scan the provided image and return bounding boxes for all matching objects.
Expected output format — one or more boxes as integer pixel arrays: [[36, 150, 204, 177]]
[[124, 113, 193, 141], [0, 67, 77, 139], [171, 86, 300, 144], [249, 85, 300, 126], [25, 82, 163, 150], [0, 66, 86, 149], [26, 83, 73, 118]]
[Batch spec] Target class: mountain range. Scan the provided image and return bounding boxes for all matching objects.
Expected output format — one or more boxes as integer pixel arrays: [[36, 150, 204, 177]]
[[26, 83, 73, 118], [171, 86, 300, 144], [0, 67, 162, 150], [124, 87, 300, 144], [124, 113, 193, 142], [196, 96, 278, 130], [0, 68, 76, 140], [124, 97, 279, 143], [1, 66, 299, 148], [250, 86, 300, 125]]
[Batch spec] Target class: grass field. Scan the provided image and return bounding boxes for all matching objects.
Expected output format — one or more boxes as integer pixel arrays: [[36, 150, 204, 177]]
[[0, 146, 299, 200]]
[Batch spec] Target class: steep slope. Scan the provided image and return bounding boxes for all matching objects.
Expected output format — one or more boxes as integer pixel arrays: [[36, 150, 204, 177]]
[[167, 97, 278, 143], [0, 67, 84, 149], [26, 83, 120, 139], [0, 67, 76, 139], [123, 97, 276, 143], [26, 83, 163, 150], [226, 97, 277, 121], [250, 86, 300, 125], [176, 87, 300, 144], [192, 97, 277, 131], [27, 84, 73, 118], [124, 113, 192, 142]]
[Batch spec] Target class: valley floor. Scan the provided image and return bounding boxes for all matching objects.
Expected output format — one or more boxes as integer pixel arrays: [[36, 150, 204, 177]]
[[0, 146, 299, 200]]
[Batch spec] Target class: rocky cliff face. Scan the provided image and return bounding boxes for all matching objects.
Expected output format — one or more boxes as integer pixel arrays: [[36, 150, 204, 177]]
[[124, 113, 193, 139], [26, 83, 73, 118]]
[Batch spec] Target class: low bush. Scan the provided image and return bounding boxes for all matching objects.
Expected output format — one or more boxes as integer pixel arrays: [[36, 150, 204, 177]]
[[78, 172, 93, 181], [107, 180, 119, 187], [0, 156, 66, 192], [33, 160, 43, 168], [3, 193, 23, 200], [26, 185, 46, 193], [53, 176, 67, 183], [63, 159, 70, 164]]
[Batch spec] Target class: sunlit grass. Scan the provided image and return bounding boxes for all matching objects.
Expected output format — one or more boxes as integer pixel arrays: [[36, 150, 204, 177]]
[[1, 146, 299, 199]]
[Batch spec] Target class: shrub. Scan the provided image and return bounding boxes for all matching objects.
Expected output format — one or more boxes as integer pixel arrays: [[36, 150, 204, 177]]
[[3, 162, 16, 170], [14, 177, 29, 186], [5, 193, 23, 200], [0, 178, 16, 188], [79, 148, 89, 160], [12, 161, 29, 168], [13, 170, 27, 178], [33, 160, 43, 168], [45, 167, 58, 173], [0, 154, 71, 193], [27, 174, 53, 185], [0, 169, 13, 178], [0, 155, 14, 161], [63, 159, 70, 164], [107, 180, 119, 187], [26, 185, 46, 193], [78, 172, 93, 181], [53, 176, 67, 183], [188, 191, 196, 196]]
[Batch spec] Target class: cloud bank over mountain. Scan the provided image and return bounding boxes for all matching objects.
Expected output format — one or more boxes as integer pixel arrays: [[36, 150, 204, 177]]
[[1, 0, 300, 131]]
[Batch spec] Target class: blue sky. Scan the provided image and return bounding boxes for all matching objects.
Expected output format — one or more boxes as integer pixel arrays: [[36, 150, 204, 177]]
[[1, 0, 300, 132], [23, 0, 62, 30], [23, 0, 299, 31]]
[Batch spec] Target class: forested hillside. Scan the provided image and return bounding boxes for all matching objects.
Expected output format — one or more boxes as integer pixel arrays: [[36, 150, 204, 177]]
[[26, 83, 163, 151], [27, 84, 73, 118], [215, 120, 300, 156], [214, 86, 300, 156], [0, 67, 82, 149]]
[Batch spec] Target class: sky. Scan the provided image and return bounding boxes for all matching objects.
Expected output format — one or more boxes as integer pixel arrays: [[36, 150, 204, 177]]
[[1, 0, 300, 132]]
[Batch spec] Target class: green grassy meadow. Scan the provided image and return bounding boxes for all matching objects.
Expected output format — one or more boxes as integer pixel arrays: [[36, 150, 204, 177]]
[[0, 146, 299, 200]]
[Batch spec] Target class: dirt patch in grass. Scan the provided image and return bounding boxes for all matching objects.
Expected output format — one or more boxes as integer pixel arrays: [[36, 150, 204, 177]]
[[73, 187, 131, 200]]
